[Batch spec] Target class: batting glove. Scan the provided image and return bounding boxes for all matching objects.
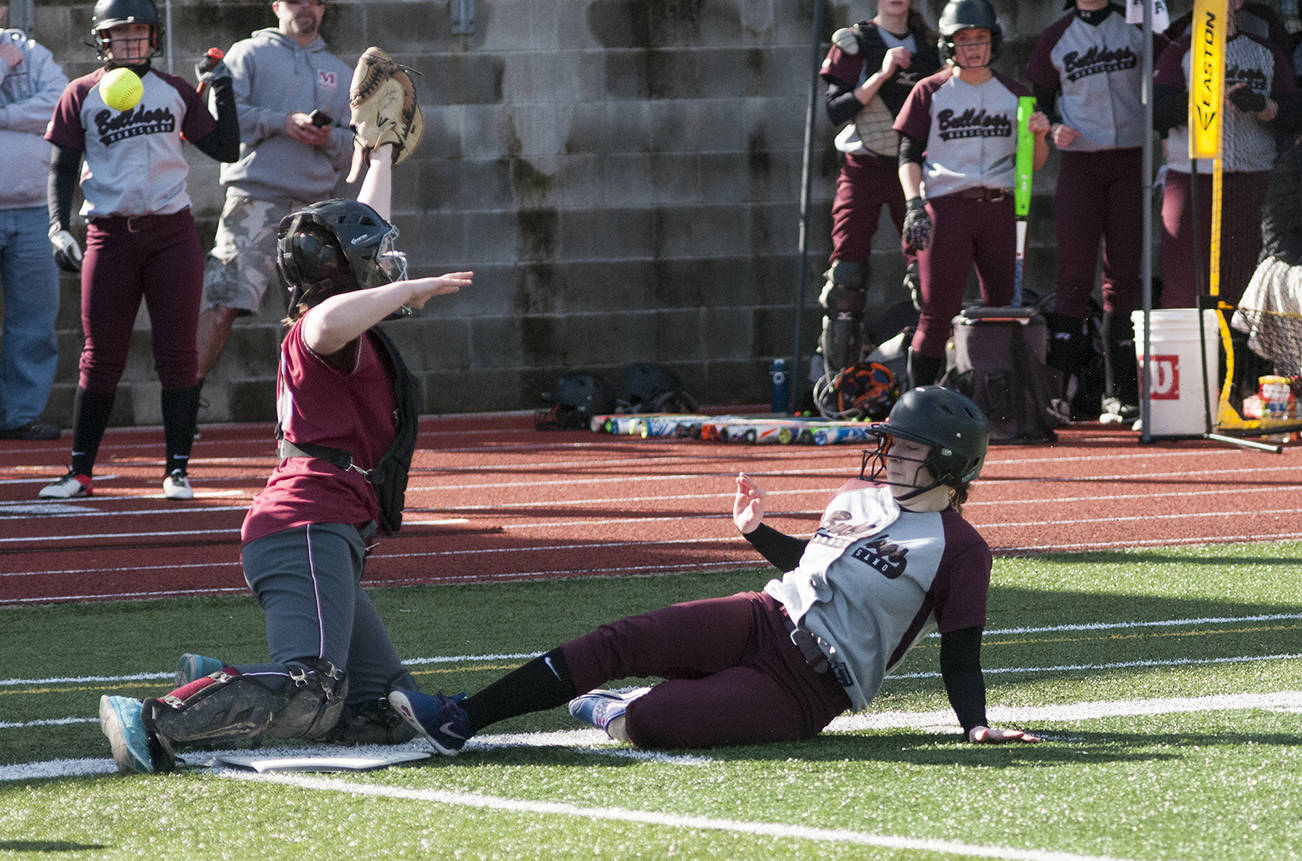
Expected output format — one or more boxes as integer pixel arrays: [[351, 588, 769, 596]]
[[195, 57, 232, 84], [1228, 86, 1267, 114], [49, 229, 82, 274], [902, 197, 932, 252]]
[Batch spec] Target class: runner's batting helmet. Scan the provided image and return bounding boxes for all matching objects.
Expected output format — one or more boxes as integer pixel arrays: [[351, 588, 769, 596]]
[[862, 385, 989, 491], [277, 200, 409, 314], [91, 0, 163, 62], [937, 0, 1002, 67]]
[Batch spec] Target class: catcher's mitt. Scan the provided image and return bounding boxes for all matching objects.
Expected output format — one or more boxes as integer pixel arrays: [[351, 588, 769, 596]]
[[346, 46, 425, 182]]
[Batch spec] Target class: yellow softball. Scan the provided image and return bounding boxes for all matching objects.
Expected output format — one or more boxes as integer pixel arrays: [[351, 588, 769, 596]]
[[100, 67, 143, 112]]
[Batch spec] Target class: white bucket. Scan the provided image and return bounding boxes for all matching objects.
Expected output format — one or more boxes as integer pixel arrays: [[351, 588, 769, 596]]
[[1132, 309, 1220, 436]]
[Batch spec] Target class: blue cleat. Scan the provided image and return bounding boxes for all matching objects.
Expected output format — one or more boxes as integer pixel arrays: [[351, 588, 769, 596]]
[[388, 689, 471, 755], [98, 695, 156, 774], [175, 653, 225, 686]]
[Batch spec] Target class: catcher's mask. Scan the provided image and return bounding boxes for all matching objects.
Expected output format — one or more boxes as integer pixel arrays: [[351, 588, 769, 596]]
[[91, 0, 163, 64], [860, 385, 989, 500], [534, 371, 617, 430], [277, 199, 409, 314], [937, 0, 1002, 68], [821, 361, 900, 421]]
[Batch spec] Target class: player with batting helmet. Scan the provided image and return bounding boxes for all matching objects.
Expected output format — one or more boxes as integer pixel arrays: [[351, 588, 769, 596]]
[[387, 386, 1040, 754], [39, 0, 239, 501], [892, 0, 1051, 390]]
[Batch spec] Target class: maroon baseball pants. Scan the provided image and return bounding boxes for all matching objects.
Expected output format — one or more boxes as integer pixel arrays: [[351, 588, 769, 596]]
[[560, 590, 851, 749]]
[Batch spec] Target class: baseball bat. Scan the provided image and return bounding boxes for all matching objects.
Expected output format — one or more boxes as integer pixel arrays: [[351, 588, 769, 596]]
[[1013, 96, 1036, 307]]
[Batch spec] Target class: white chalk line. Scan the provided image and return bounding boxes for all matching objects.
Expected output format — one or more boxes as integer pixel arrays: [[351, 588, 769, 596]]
[[216, 769, 1139, 861]]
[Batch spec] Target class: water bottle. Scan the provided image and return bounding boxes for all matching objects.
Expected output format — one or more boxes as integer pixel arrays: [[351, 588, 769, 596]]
[[769, 358, 790, 414]]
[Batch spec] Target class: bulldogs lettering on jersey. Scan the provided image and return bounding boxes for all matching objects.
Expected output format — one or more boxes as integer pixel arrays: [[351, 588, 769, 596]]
[[894, 68, 1031, 198], [1027, 10, 1156, 151], [1158, 32, 1287, 173]]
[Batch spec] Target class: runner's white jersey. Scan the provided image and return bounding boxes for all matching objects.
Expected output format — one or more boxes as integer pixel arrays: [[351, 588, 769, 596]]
[[894, 68, 1031, 199], [45, 66, 215, 219], [765, 482, 990, 711]]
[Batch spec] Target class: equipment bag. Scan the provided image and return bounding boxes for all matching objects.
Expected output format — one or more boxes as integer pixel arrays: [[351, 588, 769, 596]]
[[942, 307, 1061, 444], [277, 327, 420, 534]]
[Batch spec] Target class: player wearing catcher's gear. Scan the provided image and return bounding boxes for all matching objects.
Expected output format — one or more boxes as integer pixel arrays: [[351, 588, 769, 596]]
[[98, 132, 474, 772], [1027, 0, 1169, 423], [38, 0, 238, 500], [815, 0, 939, 418], [195, 0, 356, 387], [388, 387, 1040, 754], [893, 0, 1050, 388], [1154, 0, 1300, 313]]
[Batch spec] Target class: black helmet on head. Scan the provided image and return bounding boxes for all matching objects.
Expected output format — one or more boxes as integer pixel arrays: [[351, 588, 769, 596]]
[[937, 0, 1002, 67], [277, 199, 409, 313], [617, 363, 698, 414], [91, 0, 163, 62], [862, 385, 989, 492]]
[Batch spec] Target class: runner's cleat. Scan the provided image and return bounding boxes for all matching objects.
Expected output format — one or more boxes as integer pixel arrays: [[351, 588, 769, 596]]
[[388, 689, 471, 755]]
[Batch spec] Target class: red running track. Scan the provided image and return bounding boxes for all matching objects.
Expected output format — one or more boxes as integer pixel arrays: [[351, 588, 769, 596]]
[[3, 412, 1302, 605]]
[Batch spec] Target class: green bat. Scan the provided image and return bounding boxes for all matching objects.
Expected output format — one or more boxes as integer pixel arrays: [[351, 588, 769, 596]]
[[1013, 96, 1036, 305]]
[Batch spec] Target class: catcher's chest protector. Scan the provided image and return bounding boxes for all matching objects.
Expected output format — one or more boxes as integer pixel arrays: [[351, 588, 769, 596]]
[[941, 308, 1060, 444]]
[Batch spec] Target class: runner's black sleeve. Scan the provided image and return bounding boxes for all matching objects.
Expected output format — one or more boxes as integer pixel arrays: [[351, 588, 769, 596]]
[[742, 523, 808, 572], [940, 625, 988, 734]]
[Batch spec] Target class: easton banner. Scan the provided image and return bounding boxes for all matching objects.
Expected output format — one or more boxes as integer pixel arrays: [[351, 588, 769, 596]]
[[1188, 0, 1227, 159]]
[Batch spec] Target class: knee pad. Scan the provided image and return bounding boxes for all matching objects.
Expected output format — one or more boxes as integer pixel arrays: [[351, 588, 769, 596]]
[[818, 260, 867, 314], [819, 261, 868, 373], [144, 658, 347, 749]]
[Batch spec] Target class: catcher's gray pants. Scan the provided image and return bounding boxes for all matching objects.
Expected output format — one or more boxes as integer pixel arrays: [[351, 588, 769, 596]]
[[241, 523, 415, 705]]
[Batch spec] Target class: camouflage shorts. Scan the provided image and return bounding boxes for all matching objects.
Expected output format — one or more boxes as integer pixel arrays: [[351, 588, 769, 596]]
[[202, 194, 309, 315]]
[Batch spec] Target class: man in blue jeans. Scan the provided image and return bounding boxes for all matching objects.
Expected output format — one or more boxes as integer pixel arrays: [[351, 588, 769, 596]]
[[0, 5, 66, 440]]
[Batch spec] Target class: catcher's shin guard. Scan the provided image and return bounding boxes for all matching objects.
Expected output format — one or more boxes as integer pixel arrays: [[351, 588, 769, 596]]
[[818, 260, 868, 375], [143, 659, 347, 751], [346, 46, 425, 182]]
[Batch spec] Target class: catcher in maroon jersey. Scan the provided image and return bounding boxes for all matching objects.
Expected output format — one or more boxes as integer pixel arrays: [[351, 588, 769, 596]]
[[814, 0, 940, 418]]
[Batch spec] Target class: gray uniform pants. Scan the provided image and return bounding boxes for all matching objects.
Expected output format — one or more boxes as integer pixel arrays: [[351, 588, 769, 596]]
[[241, 523, 415, 705]]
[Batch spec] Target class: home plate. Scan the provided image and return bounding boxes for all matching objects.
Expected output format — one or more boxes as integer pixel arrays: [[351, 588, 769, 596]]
[[212, 750, 430, 773]]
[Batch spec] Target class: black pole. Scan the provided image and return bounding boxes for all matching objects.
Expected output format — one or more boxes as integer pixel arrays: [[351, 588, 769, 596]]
[[792, 0, 824, 414]]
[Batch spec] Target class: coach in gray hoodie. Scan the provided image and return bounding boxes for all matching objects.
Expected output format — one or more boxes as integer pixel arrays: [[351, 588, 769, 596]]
[[195, 0, 354, 386], [0, 5, 67, 440]]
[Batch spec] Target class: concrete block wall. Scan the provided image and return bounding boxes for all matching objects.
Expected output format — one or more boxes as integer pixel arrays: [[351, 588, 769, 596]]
[[14, 0, 1182, 426]]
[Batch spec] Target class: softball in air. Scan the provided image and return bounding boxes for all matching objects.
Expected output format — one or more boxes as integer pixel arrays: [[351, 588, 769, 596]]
[[100, 67, 143, 111]]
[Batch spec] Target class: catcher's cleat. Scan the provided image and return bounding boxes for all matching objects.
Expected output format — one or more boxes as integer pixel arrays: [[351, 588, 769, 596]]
[[99, 695, 164, 774], [346, 46, 424, 182], [388, 689, 470, 755], [175, 653, 225, 687]]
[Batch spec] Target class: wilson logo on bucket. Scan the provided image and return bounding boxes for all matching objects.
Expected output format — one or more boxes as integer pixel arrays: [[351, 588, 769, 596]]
[[1142, 354, 1181, 400]]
